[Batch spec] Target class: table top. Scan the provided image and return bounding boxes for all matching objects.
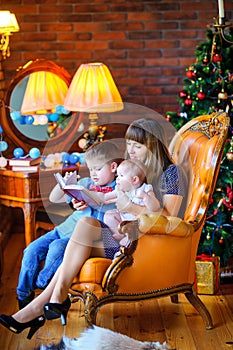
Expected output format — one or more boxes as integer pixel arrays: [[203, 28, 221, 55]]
[[0, 164, 79, 178]]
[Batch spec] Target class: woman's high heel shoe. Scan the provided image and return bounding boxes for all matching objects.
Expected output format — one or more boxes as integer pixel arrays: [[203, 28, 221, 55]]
[[0, 314, 45, 339], [43, 296, 71, 326]]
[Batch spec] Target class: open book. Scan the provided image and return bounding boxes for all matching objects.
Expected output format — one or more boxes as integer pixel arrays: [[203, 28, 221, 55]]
[[54, 172, 102, 206]]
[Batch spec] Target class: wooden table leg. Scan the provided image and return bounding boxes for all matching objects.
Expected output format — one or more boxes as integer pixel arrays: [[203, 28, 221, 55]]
[[22, 203, 38, 246]]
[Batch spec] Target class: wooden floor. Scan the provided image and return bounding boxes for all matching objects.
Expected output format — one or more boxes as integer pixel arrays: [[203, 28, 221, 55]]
[[0, 232, 233, 350]]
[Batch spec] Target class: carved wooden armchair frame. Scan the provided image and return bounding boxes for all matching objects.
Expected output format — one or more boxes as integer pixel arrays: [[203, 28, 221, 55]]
[[69, 112, 229, 330]]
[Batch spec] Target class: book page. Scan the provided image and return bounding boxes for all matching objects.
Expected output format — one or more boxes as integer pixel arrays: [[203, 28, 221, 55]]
[[54, 171, 78, 188], [62, 185, 102, 206]]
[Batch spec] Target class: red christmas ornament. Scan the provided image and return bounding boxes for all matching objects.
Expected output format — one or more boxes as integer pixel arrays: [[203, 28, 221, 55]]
[[192, 71, 196, 79], [213, 53, 222, 63], [184, 98, 193, 106], [228, 73, 233, 82], [179, 90, 187, 98], [197, 91, 206, 100], [219, 237, 224, 244], [186, 70, 193, 79]]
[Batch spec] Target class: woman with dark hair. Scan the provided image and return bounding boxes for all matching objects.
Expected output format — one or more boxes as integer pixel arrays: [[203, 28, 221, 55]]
[[0, 118, 185, 339]]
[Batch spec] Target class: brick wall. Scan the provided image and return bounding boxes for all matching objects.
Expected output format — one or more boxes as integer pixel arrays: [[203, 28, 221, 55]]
[[1, 0, 233, 116]]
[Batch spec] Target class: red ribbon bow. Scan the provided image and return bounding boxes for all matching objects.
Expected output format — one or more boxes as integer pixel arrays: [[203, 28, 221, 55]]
[[196, 254, 217, 262], [89, 184, 113, 193]]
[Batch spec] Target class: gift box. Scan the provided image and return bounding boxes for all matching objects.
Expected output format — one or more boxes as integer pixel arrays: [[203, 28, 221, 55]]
[[195, 254, 220, 295]]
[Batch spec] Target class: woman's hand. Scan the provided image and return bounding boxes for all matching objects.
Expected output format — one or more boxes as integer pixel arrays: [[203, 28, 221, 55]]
[[136, 189, 160, 212], [72, 198, 88, 211]]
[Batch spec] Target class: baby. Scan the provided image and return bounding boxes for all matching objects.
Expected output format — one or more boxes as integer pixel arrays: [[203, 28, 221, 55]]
[[91, 159, 158, 241]]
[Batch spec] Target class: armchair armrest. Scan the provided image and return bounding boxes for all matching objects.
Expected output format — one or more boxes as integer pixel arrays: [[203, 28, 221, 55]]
[[134, 212, 195, 238], [117, 213, 194, 253]]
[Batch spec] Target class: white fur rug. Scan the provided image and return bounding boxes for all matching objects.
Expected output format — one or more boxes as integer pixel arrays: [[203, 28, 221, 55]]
[[35, 325, 174, 350]]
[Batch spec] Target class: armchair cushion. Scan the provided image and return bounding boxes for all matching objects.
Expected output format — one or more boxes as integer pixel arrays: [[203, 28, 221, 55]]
[[72, 257, 112, 285]]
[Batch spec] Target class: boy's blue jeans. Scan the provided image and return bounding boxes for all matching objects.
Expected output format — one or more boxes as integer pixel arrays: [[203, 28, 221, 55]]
[[16, 229, 69, 300]]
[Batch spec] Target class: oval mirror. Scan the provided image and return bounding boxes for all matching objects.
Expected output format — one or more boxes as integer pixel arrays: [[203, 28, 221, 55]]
[[2, 59, 83, 154]]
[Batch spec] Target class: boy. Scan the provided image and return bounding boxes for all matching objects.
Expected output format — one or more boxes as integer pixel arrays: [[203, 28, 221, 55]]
[[16, 141, 121, 309]]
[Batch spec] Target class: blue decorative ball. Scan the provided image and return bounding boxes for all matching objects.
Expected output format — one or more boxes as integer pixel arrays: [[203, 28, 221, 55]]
[[11, 111, 22, 121], [19, 116, 26, 124], [61, 106, 70, 115], [25, 115, 34, 125], [49, 113, 59, 122], [0, 141, 8, 152], [62, 152, 70, 164], [29, 147, 41, 159], [55, 105, 63, 114], [78, 153, 86, 165], [0, 125, 3, 133], [69, 153, 80, 165], [13, 147, 24, 158]]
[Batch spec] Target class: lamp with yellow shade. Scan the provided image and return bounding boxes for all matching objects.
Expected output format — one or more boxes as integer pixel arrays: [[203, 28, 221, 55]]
[[64, 62, 123, 150], [0, 10, 19, 59], [21, 71, 69, 115], [10, 70, 70, 138]]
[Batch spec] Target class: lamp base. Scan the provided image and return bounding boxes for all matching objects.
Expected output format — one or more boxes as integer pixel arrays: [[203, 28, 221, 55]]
[[78, 124, 107, 151]]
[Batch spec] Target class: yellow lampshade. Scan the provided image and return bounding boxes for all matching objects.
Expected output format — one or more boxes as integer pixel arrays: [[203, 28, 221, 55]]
[[21, 71, 69, 114], [64, 62, 123, 113], [0, 11, 19, 33]]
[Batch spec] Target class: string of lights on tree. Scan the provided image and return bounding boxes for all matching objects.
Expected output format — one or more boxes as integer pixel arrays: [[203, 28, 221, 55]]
[[167, 26, 233, 267]]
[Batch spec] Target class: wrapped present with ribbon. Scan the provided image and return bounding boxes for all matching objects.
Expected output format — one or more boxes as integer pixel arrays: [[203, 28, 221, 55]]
[[194, 254, 220, 295]]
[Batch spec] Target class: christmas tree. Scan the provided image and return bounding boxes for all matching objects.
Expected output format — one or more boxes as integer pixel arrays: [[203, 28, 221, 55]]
[[167, 25, 233, 267]]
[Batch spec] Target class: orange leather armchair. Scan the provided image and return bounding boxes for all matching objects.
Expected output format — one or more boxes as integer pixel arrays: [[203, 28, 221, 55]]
[[69, 112, 229, 330]]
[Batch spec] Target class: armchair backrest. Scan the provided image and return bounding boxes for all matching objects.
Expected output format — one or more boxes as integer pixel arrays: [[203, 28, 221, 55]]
[[168, 112, 229, 278], [169, 112, 229, 229]]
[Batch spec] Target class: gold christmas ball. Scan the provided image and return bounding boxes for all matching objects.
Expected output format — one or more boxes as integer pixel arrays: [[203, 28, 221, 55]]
[[218, 90, 228, 100], [226, 151, 233, 161]]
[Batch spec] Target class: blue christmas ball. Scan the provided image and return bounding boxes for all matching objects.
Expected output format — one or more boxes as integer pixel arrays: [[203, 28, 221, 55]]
[[0, 141, 8, 152], [62, 152, 70, 164], [13, 147, 24, 158], [25, 115, 34, 125], [78, 153, 86, 165], [0, 125, 3, 133], [29, 147, 41, 159], [49, 113, 59, 122], [11, 111, 22, 121], [61, 106, 70, 115], [55, 105, 63, 114], [19, 116, 26, 124], [69, 153, 80, 165]]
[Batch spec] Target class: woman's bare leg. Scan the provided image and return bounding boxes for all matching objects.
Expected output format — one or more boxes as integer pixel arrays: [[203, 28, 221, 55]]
[[11, 217, 103, 323], [50, 216, 104, 303]]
